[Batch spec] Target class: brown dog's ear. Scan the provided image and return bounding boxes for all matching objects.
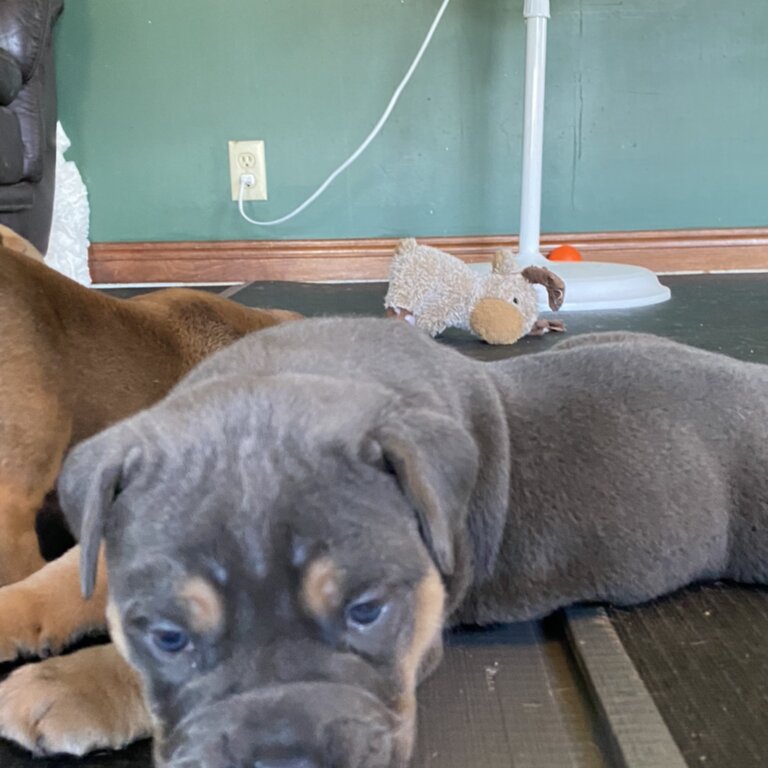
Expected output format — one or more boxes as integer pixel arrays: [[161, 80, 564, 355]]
[[58, 431, 142, 599], [375, 410, 479, 576]]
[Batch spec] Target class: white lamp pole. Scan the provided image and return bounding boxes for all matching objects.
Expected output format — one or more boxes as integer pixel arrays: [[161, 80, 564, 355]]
[[513, 0, 670, 310], [517, 0, 551, 267]]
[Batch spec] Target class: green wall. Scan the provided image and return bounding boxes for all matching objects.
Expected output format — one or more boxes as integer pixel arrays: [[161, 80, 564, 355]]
[[55, 0, 768, 243]]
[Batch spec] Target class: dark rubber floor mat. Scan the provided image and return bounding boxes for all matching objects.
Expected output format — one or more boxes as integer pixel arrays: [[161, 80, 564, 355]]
[[608, 584, 768, 768], [414, 622, 611, 768], [566, 608, 687, 768], [231, 273, 768, 363]]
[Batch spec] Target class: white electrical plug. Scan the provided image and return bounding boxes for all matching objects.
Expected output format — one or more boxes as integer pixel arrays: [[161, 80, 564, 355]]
[[240, 173, 256, 188]]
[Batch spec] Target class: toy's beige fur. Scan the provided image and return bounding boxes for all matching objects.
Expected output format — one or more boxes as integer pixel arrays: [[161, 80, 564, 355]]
[[384, 238, 565, 344]]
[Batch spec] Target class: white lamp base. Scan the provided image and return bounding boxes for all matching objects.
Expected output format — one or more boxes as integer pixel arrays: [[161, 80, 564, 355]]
[[539, 260, 671, 311], [470, 259, 671, 311]]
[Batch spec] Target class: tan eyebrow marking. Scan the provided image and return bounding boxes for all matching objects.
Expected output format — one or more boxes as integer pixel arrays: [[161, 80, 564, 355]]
[[301, 556, 343, 620], [179, 576, 224, 633]]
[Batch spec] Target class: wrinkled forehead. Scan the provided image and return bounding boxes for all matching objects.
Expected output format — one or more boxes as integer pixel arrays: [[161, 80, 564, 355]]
[[115, 376, 390, 513], [109, 448, 426, 601], [171, 372, 394, 442], [104, 374, 429, 589]]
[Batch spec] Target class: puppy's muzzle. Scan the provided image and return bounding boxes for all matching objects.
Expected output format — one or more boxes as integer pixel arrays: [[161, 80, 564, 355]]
[[163, 682, 400, 768]]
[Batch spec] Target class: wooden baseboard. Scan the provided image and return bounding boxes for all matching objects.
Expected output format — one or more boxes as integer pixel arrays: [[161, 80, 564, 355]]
[[89, 227, 768, 284]]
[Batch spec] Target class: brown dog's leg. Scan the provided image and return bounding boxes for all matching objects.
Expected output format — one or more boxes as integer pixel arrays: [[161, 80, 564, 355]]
[[0, 545, 107, 661], [0, 383, 71, 587], [0, 484, 48, 586], [0, 643, 151, 756]]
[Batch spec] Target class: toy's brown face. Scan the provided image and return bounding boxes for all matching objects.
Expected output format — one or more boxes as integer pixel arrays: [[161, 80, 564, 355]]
[[469, 265, 565, 344], [469, 298, 526, 345], [60, 377, 477, 768]]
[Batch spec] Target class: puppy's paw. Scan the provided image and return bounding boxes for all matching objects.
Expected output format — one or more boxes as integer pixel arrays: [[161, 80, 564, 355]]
[[0, 645, 151, 756]]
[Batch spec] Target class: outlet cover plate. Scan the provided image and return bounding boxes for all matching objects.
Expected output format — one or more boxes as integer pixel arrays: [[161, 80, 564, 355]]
[[228, 140, 267, 201]]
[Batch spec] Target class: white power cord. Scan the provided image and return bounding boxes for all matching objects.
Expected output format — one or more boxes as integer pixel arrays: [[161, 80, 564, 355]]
[[238, 0, 452, 227]]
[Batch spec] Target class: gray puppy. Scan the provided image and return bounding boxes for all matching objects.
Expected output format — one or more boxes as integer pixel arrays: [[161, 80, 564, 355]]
[[58, 318, 768, 768]]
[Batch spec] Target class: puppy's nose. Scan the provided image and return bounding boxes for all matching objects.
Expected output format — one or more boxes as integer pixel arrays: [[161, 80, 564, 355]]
[[253, 758, 317, 768], [166, 680, 395, 768]]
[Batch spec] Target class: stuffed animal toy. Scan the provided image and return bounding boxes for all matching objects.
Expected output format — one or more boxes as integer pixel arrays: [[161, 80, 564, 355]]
[[384, 238, 565, 344]]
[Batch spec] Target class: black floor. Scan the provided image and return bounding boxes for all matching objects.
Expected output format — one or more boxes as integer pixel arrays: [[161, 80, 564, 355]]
[[1, 273, 767, 767], [610, 584, 768, 768]]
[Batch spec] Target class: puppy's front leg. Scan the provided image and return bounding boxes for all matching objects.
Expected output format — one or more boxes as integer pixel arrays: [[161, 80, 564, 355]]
[[0, 643, 152, 756], [0, 545, 107, 661]]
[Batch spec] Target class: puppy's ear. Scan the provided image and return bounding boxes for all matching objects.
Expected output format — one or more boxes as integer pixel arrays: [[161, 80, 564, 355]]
[[58, 431, 143, 599], [374, 410, 479, 576]]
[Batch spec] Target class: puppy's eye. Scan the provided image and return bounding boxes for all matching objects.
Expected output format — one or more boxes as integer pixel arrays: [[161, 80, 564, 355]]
[[512, 297, 519, 304], [347, 599, 385, 627], [150, 625, 191, 654]]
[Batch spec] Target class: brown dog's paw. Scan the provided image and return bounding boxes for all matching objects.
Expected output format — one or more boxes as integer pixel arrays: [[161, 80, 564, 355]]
[[0, 585, 58, 661], [0, 547, 107, 662], [0, 645, 151, 756], [0, 585, 85, 662]]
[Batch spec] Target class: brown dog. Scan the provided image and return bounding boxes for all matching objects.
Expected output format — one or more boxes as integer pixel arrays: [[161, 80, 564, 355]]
[[0, 236, 299, 655], [0, 225, 46, 262]]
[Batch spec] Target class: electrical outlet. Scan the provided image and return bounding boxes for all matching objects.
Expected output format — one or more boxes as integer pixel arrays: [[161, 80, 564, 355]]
[[228, 140, 267, 201]]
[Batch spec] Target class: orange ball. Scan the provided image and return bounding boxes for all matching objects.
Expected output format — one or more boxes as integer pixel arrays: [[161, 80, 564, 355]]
[[547, 244, 582, 262]]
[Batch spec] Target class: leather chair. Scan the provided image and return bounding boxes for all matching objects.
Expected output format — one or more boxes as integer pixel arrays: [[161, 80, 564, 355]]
[[0, 0, 64, 254]]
